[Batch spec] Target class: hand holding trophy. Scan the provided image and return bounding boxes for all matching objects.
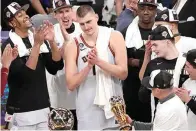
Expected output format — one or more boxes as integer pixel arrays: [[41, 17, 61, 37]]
[[48, 108, 74, 130], [110, 96, 131, 131]]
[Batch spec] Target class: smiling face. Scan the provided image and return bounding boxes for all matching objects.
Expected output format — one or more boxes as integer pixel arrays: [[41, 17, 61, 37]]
[[55, 7, 73, 29], [77, 12, 98, 36], [138, 4, 156, 24], [9, 10, 32, 30], [185, 61, 196, 80], [151, 40, 169, 58]]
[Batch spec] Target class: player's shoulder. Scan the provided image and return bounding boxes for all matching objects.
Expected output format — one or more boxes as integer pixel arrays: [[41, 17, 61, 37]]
[[110, 30, 124, 43]]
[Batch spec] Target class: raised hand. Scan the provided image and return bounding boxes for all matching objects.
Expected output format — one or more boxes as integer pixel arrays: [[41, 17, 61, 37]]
[[33, 25, 46, 46], [144, 39, 152, 59], [1, 44, 18, 69], [43, 20, 55, 43], [12, 45, 18, 60], [57, 17, 70, 42], [125, 114, 133, 124], [87, 47, 99, 67], [175, 88, 191, 103]]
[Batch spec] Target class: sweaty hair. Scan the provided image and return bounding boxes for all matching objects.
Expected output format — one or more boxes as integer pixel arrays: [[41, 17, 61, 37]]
[[76, 5, 95, 18]]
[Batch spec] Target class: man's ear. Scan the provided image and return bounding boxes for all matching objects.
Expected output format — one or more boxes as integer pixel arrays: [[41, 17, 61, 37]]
[[166, 40, 171, 45], [8, 20, 16, 28], [95, 13, 99, 21], [156, 88, 161, 94]]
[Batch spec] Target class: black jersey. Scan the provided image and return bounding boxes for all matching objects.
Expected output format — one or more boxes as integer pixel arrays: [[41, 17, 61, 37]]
[[144, 57, 189, 87]]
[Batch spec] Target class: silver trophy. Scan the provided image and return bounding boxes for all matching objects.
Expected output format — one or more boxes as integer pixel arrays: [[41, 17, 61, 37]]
[[110, 96, 131, 131], [48, 108, 74, 130]]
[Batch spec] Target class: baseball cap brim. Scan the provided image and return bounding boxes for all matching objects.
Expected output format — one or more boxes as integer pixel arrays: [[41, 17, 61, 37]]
[[138, 2, 158, 7], [31, 14, 58, 28], [14, 4, 29, 16], [53, 4, 72, 12], [141, 76, 153, 89]]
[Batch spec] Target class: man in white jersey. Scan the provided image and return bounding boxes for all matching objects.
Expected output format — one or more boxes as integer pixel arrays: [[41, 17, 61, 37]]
[[127, 70, 188, 130], [175, 49, 196, 130], [46, 0, 82, 130], [65, 5, 127, 130]]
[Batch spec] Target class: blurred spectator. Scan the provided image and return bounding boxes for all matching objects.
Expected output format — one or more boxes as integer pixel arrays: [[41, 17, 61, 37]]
[[102, 0, 117, 27], [115, 0, 124, 16], [173, 0, 196, 38], [29, 0, 48, 14], [158, 0, 173, 8], [116, 0, 138, 33]]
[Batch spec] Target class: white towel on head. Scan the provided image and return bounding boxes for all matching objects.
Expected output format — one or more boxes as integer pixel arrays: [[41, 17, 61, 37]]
[[125, 16, 144, 49], [94, 26, 115, 119], [9, 30, 49, 57]]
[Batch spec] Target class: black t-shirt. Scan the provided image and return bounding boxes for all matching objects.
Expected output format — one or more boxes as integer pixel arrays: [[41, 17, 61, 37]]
[[139, 57, 189, 103], [1, 37, 64, 114], [126, 26, 152, 74]]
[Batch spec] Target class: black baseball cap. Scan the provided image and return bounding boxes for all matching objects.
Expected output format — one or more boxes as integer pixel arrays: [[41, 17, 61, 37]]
[[150, 25, 175, 40], [183, 49, 196, 67], [53, 0, 72, 12], [138, 0, 158, 7], [155, 9, 179, 23], [4, 2, 29, 22], [142, 70, 174, 89]]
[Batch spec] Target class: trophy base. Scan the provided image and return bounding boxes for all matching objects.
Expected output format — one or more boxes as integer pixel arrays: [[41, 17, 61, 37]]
[[119, 124, 131, 131]]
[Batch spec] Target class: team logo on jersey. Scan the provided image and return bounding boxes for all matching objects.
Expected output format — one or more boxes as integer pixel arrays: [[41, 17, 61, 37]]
[[157, 62, 162, 65], [79, 43, 86, 51], [79, 43, 84, 48], [82, 55, 88, 63]]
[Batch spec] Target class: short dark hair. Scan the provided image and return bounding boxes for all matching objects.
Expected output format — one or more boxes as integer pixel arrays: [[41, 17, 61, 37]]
[[76, 5, 95, 18]]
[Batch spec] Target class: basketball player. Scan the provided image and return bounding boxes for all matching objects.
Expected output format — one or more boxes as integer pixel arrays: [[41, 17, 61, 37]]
[[64, 5, 127, 130]]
